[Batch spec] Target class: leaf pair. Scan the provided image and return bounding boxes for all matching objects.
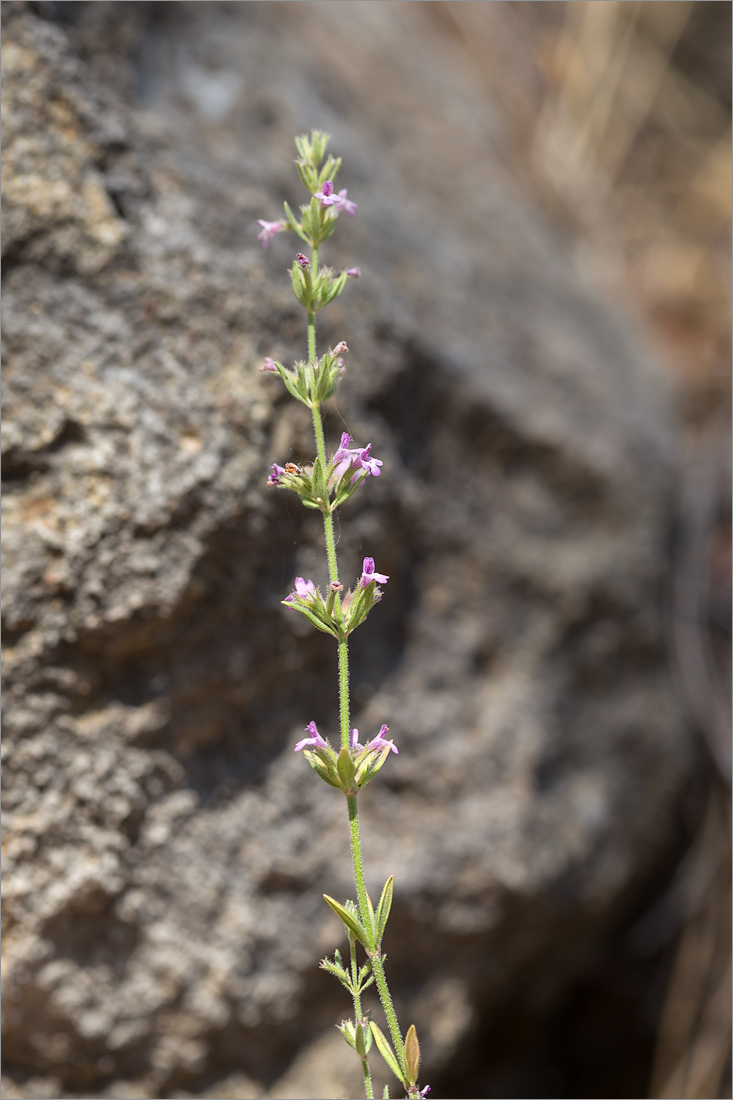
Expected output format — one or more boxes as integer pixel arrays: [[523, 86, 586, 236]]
[[323, 875, 394, 952], [370, 1021, 421, 1092]]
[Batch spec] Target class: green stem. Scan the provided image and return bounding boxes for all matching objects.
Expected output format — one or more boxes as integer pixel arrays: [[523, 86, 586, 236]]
[[307, 243, 318, 365], [311, 403, 339, 586], [350, 938, 374, 1100], [338, 639, 350, 751], [347, 793, 371, 924], [305, 233, 405, 1098], [371, 953, 407, 1082]]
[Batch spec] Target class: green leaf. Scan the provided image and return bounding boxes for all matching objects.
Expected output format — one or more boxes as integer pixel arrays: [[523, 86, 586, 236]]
[[370, 1022, 405, 1085], [282, 600, 337, 637], [382, 1087, 390, 1100], [336, 747, 356, 791], [404, 1024, 420, 1086], [363, 888, 375, 937], [282, 200, 309, 243], [336, 1018, 357, 1050], [303, 752, 340, 788], [344, 584, 371, 633], [323, 894, 370, 947], [319, 956, 352, 988], [359, 973, 375, 994], [290, 261, 309, 309], [354, 1019, 370, 1057], [375, 875, 394, 944], [311, 455, 329, 507], [317, 271, 348, 310], [279, 369, 309, 405]]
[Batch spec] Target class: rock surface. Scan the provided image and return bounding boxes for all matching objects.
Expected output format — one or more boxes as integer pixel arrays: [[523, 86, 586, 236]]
[[2, 3, 690, 1097]]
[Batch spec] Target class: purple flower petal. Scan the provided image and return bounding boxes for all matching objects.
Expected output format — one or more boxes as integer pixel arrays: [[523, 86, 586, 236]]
[[359, 557, 389, 587], [267, 463, 285, 486], [337, 189, 357, 216], [257, 219, 285, 248], [367, 725, 398, 755], [294, 720, 328, 752]]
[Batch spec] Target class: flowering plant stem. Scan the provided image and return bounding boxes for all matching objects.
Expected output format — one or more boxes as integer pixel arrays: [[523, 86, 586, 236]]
[[259, 131, 429, 1100]]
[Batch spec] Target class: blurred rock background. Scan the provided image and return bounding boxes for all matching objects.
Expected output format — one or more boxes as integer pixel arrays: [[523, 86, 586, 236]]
[[1, 3, 729, 1098]]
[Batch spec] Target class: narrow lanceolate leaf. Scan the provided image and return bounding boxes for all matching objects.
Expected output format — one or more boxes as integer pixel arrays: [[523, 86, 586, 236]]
[[354, 1019, 370, 1057], [320, 271, 348, 308], [282, 199, 309, 242], [363, 888, 375, 937], [370, 1021, 405, 1086], [323, 894, 370, 948], [311, 455, 328, 506], [357, 970, 375, 995], [303, 752, 340, 788], [279, 370, 309, 405], [404, 1024, 420, 1086], [375, 875, 394, 944], [319, 956, 351, 988], [282, 601, 337, 637]]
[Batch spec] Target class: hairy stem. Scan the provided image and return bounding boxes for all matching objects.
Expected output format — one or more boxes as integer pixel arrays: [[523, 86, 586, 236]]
[[347, 793, 371, 927], [371, 953, 408, 1082], [350, 938, 374, 1100], [306, 228, 406, 1099], [311, 403, 340, 586]]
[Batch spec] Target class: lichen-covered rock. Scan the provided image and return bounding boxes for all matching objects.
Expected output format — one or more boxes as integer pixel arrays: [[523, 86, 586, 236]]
[[2, 4, 689, 1097]]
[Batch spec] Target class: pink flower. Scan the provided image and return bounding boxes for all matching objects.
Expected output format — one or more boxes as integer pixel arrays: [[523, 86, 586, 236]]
[[359, 557, 389, 588], [260, 357, 278, 373], [353, 442, 383, 478], [333, 432, 354, 465], [257, 219, 285, 248], [283, 576, 317, 603], [267, 463, 286, 486], [296, 253, 310, 269], [314, 180, 340, 207], [335, 188, 357, 217], [331, 434, 383, 483], [346, 267, 360, 278], [294, 721, 328, 752], [314, 181, 358, 217], [366, 724, 398, 755]]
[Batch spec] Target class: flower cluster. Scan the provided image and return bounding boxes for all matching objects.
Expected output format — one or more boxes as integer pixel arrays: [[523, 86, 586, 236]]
[[267, 432, 383, 514], [294, 720, 397, 794], [261, 342, 347, 409], [282, 557, 389, 639]]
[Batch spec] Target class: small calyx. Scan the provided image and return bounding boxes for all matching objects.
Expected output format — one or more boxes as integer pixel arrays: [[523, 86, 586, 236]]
[[290, 254, 350, 313]]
